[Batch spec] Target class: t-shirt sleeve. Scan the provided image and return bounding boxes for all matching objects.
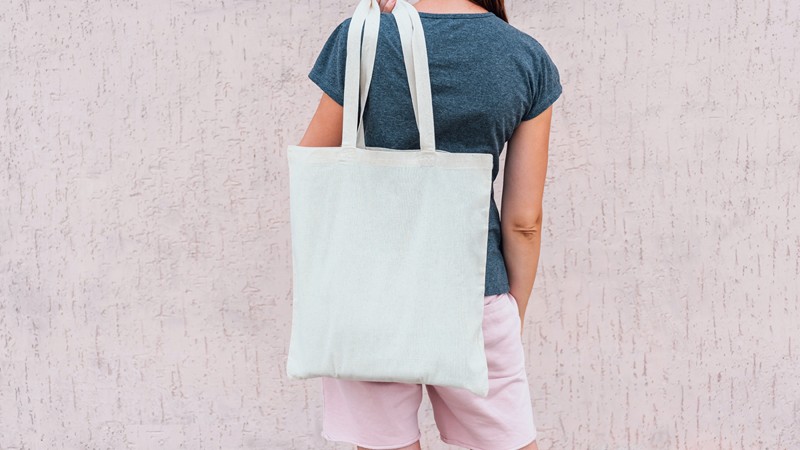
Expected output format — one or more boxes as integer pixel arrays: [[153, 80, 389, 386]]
[[521, 39, 563, 121], [308, 18, 352, 106]]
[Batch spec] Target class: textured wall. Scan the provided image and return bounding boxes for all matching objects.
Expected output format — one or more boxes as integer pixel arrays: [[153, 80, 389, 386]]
[[1, 0, 798, 449]]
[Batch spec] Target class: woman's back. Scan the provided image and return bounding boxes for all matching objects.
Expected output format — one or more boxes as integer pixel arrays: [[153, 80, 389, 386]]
[[307, 9, 562, 296]]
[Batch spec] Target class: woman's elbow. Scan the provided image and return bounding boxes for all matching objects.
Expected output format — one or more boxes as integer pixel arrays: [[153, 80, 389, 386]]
[[502, 211, 543, 240]]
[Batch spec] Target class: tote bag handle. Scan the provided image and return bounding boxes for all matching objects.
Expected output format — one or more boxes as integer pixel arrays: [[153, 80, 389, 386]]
[[347, 0, 380, 149], [389, 1, 430, 148], [342, 0, 437, 152]]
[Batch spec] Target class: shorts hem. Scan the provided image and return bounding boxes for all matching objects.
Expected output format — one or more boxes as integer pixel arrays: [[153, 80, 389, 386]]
[[321, 429, 422, 449], [439, 432, 537, 450]]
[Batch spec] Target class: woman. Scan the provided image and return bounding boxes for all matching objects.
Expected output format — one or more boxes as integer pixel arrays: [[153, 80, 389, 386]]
[[297, 0, 562, 448]]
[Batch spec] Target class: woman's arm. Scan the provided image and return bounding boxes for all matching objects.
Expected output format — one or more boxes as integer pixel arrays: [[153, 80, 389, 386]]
[[501, 105, 554, 334], [298, 93, 344, 147]]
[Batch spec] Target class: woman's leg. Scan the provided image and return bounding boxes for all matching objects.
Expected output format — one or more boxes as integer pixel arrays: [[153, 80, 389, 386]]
[[520, 440, 540, 450], [357, 440, 421, 450]]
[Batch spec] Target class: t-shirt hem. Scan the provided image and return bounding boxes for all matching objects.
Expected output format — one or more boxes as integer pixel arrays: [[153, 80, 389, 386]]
[[522, 85, 563, 121], [308, 70, 344, 106], [484, 274, 511, 297]]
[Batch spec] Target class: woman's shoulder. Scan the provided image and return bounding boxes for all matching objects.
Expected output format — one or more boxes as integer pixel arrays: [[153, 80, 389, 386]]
[[498, 21, 555, 59], [329, 11, 555, 63]]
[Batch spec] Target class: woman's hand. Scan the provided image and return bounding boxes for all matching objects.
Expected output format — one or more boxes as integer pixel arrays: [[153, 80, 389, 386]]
[[379, 0, 397, 12]]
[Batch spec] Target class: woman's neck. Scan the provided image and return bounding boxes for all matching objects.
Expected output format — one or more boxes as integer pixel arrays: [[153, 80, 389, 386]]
[[411, 0, 490, 14]]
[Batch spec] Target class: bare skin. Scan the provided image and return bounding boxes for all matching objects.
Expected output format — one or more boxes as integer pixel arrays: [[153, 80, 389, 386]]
[[298, 1, 552, 449]]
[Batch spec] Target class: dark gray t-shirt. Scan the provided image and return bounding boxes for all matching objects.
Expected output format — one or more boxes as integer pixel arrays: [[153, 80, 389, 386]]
[[308, 10, 563, 296]]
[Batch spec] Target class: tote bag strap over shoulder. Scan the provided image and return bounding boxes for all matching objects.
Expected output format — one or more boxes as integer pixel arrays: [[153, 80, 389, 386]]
[[391, 1, 432, 148], [343, 0, 437, 152], [348, 0, 379, 149]]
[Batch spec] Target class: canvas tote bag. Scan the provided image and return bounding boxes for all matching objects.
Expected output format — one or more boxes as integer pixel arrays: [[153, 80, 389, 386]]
[[286, 0, 494, 397]]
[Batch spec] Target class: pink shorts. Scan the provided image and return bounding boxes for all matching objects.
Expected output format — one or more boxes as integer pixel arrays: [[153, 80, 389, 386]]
[[320, 292, 537, 450]]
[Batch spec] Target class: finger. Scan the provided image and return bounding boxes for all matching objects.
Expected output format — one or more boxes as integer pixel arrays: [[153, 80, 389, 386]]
[[386, 0, 396, 11]]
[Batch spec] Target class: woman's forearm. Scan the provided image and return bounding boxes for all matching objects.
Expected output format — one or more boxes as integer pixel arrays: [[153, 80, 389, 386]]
[[501, 219, 543, 331]]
